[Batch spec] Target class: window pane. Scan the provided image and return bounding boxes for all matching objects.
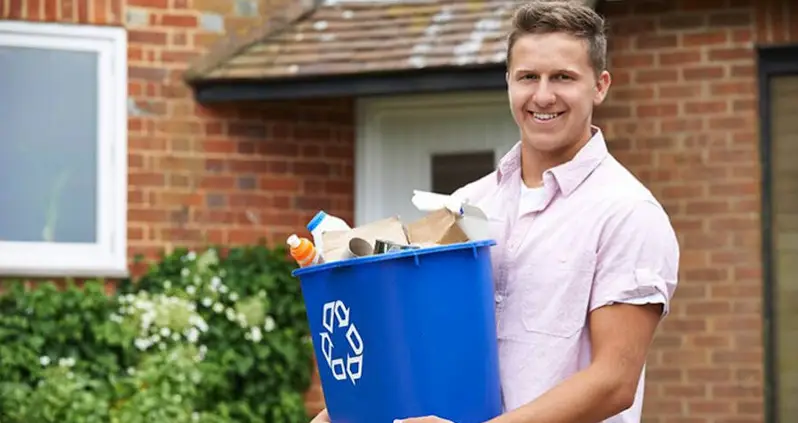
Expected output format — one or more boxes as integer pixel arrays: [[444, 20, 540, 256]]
[[0, 45, 98, 243], [770, 75, 798, 422], [431, 151, 495, 195]]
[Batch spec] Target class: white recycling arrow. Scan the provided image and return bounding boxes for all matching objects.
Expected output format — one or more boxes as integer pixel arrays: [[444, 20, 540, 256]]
[[346, 324, 363, 355], [346, 354, 363, 385], [334, 301, 350, 328], [320, 332, 334, 365], [331, 358, 346, 381], [322, 301, 336, 333]]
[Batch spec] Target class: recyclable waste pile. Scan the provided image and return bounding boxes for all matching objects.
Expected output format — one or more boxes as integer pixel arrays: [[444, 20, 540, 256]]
[[286, 190, 490, 267]]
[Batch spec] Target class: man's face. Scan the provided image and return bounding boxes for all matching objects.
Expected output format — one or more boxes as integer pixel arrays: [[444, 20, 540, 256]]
[[506, 32, 611, 157]]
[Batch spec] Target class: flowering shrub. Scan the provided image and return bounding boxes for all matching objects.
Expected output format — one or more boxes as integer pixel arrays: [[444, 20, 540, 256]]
[[0, 244, 314, 423]]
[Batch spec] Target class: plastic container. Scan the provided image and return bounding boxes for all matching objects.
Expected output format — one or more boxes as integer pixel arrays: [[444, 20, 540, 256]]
[[292, 240, 502, 423], [287, 234, 321, 267], [307, 211, 351, 257]]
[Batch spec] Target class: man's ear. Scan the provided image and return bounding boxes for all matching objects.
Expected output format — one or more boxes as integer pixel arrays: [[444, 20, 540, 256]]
[[505, 71, 510, 84], [593, 70, 612, 106]]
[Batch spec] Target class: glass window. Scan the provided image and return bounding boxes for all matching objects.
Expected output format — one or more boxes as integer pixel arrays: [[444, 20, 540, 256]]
[[431, 151, 495, 195], [0, 21, 127, 277]]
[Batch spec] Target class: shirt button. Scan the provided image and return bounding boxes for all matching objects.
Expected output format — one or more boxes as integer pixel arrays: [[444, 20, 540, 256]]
[[495, 294, 504, 303]]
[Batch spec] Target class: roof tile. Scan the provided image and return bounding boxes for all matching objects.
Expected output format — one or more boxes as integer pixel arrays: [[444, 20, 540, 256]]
[[186, 0, 594, 82]]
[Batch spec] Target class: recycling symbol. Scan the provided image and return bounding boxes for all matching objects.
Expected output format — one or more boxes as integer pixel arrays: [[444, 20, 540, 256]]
[[320, 300, 363, 385]]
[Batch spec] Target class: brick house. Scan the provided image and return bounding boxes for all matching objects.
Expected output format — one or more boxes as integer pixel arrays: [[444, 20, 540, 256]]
[[1, 0, 796, 421]]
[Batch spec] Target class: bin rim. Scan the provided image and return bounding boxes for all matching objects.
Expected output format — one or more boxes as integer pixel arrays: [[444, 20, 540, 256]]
[[291, 239, 497, 277]]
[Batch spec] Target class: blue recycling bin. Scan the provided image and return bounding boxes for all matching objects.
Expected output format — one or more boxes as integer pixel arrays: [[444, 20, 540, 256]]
[[292, 239, 502, 423]]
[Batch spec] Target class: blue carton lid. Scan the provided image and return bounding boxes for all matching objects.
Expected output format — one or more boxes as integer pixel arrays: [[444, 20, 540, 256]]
[[292, 239, 496, 277], [307, 210, 328, 232]]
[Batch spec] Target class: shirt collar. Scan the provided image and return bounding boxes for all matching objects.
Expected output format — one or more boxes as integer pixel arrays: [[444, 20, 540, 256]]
[[496, 126, 609, 196]]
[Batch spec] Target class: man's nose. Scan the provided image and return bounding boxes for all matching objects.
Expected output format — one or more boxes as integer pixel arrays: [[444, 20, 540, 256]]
[[532, 81, 556, 108]]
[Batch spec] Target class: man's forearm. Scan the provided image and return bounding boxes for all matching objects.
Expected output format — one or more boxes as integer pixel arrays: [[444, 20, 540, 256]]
[[485, 364, 634, 423]]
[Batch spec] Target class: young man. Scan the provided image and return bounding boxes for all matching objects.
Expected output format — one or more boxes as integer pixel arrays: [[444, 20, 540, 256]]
[[312, 1, 679, 422]]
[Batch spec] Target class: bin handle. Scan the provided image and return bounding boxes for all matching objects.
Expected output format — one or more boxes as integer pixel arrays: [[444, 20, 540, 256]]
[[413, 250, 420, 267], [472, 243, 478, 259]]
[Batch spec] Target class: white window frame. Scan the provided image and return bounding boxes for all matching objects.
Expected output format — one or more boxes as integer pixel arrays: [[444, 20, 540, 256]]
[[0, 21, 128, 278]]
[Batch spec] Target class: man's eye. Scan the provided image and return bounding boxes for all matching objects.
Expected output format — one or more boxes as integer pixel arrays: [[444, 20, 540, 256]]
[[521, 74, 538, 80], [554, 74, 572, 80]]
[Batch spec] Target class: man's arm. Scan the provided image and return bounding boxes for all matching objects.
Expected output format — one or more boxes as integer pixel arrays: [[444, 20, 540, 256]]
[[484, 302, 662, 423]]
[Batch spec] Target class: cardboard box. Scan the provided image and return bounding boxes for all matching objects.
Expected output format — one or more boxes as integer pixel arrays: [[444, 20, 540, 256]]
[[321, 216, 409, 262]]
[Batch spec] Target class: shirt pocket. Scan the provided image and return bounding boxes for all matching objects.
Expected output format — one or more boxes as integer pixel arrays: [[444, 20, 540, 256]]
[[519, 250, 597, 339]]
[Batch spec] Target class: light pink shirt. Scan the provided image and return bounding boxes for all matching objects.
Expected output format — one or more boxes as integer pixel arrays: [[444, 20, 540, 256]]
[[452, 127, 680, 422]]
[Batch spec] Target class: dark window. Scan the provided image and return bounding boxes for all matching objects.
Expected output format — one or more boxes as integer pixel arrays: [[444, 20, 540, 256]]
[[431, 151, 495, 195]]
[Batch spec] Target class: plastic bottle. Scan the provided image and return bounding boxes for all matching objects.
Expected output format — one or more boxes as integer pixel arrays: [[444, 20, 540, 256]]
[[306, 210, 351, 256], [287, 234, 321, 267]]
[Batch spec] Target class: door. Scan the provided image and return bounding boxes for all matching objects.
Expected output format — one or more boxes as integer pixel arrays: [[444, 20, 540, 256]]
[[769, 75, 798, 423], [355, 91, 519, 225]]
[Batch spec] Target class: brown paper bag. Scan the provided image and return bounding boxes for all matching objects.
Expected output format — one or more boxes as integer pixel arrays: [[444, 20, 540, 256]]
[[406, 208, 468, 245], [321, 216, 409, 262]]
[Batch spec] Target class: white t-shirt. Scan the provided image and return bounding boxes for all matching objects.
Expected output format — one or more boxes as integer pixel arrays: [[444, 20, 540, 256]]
[[518, 182, 546, 216]]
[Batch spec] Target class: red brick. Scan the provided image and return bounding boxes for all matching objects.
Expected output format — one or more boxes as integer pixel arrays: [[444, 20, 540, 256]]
[[682, 30, 728, 46], [659, 50, 703, 66], [159, 13, 197, 27], [636, 69, 679, 83], [683, 66, 726, 80]]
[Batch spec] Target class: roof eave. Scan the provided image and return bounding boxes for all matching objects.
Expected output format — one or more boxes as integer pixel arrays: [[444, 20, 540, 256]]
[[190, 63, 507, 103]]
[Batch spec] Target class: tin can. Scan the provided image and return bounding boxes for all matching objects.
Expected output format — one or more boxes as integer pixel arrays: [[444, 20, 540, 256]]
[[373, 239, 418, 255]]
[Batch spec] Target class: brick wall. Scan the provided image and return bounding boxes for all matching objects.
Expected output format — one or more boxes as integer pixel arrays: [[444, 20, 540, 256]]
[[595, 0, 796, 421], [1, 0, 353, 415]]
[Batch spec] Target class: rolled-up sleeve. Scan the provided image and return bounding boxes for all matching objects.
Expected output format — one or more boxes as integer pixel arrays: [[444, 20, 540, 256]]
[[589, 199, 680, 317]]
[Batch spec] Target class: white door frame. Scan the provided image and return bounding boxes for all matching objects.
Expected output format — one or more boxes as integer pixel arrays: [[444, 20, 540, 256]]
[[354, 90, 513, 226]]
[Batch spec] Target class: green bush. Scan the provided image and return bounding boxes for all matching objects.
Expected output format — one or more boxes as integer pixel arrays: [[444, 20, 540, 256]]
[[0, 245, 315, 423]]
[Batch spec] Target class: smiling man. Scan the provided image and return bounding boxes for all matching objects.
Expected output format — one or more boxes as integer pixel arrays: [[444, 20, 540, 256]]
[[310, 1, 680, 423]]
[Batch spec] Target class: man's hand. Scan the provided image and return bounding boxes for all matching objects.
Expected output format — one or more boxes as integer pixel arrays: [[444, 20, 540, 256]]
[[309, 408, 330, 423], [396, 416, 454, 423]]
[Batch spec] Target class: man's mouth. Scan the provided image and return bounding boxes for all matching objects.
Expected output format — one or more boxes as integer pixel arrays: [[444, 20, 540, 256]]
[[528, 111, 565, 122]]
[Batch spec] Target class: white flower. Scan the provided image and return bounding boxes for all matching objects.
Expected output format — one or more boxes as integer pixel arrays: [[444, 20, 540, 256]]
[[109, 313, 123, 323], [264, 316, 276, 332], [193, 275, 201, 285], [127, 367, 136, 375], [210, 276, 221, 288], [237, 313, 248, 328], [151, 334, 161, 343], [250, 326, 263, 342], [225, 308, 236, 322], [171, 332, 181, 341], [189, 315, 209, 333], [219, 269, 227, 277], [185, 327, 200, 343], [186, 285, 197, 296], [219, 285, 229, 294], [181, 268, 190, 277], [187, 251, 197, 261], [39, 356, 51, 366], [201, 297, 212, 307], [134, 338, 151, 351], [192, 412, 200, 422], [58, 357, 76, 368], [212, 303, 224, 313], [228, 292, 239, 302], [66, 372, 74, 379], [160, 327, 171, 337], [159, 342, 167, 350], [164, 280, 172, 289]]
